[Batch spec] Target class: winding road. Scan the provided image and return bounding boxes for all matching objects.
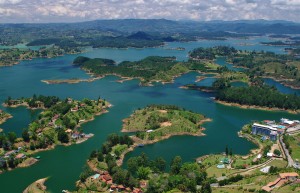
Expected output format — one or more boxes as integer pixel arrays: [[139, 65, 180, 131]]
[[279, 135, 294, 167]]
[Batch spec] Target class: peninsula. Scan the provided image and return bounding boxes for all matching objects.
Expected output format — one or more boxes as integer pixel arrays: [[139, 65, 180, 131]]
[[0, 95, 110, 173], [70, 105, 211, 192], [0, 110, 12, 125]]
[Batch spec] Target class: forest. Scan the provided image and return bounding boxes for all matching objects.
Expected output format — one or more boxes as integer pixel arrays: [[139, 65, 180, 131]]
[[189, 46, 300, 88], [77, 133, 212, 193], [73, 56, 197, 85], [216, 85, 300, 111]]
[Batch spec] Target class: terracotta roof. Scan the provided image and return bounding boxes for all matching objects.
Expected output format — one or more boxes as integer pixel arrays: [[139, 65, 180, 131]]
[[279, 172, 299, 178], [103, 175, 112, 181], [110, 185, 117, 189], [262, 186, 272, 192], [117, 185, 125, 189], [266, 178, 281, 187], [15, 153, 25, 159]]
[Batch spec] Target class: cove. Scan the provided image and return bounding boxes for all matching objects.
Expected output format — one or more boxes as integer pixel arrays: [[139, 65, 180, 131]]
[[0, 38, 297, 193]]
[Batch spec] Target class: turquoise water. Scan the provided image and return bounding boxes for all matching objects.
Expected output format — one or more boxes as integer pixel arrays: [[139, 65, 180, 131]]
[[0, 38, 298, 193]]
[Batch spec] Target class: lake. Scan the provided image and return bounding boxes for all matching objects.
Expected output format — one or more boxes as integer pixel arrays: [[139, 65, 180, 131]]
[[0, 37, 298, 193]]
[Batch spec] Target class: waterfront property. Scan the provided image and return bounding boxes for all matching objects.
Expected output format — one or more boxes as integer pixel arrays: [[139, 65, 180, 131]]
[[252, 118, 300, 141], [252, 123, 278, 141], [262, 172, 299, 192]]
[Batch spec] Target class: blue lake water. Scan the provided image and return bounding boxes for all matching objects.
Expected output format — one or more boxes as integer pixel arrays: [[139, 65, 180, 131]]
[[0, 37, 298, 193]]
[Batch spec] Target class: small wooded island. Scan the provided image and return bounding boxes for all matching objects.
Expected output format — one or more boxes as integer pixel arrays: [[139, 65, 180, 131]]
[[122, 105, 211, 142], [0, 95, 110, 173]]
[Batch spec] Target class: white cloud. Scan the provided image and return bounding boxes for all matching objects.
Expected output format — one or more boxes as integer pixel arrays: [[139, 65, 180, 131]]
[[0, 0, 299, 23]]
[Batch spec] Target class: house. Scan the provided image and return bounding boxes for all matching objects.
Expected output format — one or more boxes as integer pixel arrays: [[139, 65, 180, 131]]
[[71, 132, 80, 139], [4, 150, 16, 158], [252, 123, 277, 141], [261, 172, 299, 192], [220, 157, 231, 164], [139, 180, 147, 189], [117, 185, 125, 191], [110, 184, 117, 191], [65, 129, 73, 133], [279, 172, 299, 181], [67, 98, 73, 104], [101, 174, 113, 184], [52, 114, 60, 122], [71, 106, 78, 112], [15, 153, 26, 159], [132, 188, 143, 193], [260, 166, 271, 173]]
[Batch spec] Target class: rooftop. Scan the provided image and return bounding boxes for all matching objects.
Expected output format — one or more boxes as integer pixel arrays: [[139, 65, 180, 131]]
[[279, 172, 299, 178]]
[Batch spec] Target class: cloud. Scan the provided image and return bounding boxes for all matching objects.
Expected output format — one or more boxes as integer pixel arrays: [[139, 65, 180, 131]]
[[0, 0, 299, 23]]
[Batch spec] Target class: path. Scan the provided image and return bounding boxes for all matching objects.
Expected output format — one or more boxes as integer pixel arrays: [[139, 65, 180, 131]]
[[279, 135, 294, 167]]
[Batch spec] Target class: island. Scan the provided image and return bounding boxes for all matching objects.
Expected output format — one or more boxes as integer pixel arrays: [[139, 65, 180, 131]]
[[0, 110, 12, 124], [0, 95, 110, 173], [0, 46, 81, 67], [122, 104, 211, 143], [189, 46, 300, 89], [42, 55, 219, 86]]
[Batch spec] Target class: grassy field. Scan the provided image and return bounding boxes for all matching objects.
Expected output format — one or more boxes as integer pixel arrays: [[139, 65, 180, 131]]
[[284, 134, 300, 161], [219, 71, 249, 83]]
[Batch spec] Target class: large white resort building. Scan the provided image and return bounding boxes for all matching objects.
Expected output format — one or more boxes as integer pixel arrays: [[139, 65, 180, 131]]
[[252, 123, 278, 141], [251, 118, 300, 141]]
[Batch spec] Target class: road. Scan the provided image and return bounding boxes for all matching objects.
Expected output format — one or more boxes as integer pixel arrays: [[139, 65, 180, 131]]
[[279, 135, 294, 167]]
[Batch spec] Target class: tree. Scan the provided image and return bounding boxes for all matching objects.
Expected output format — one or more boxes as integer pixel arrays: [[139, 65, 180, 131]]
[[57, 129, 69, 143], [22, 128, 30, 142], [273, 149, 281, 156], [170, 156, 182, 175], [229, 148, 233, 156], [225, 145, 228, 156], [89, 150, 97, 159], [153, 157, 166, 172], [79, 164, 94, 182], [200, 180, 212, 193], [7, 132, 17, 143], [97, 152, 104, 162], [137, 167, 151, 179], [127, 157, 139, 174]]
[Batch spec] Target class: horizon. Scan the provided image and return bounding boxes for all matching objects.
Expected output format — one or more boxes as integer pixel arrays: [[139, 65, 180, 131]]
[[0, 18, 299, 25], [0, 0, 300, 23]]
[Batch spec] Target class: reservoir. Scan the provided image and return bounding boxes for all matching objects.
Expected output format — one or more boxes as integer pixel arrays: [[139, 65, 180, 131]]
[[0, 37, 298, 193]]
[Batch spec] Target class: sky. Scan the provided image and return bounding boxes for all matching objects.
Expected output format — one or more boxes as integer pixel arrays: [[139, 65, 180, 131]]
[[0, 0, 300, 23]]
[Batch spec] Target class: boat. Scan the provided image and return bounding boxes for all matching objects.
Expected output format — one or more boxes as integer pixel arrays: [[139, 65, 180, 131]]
[[137, 144, 144, 147], [35, 156, 41, 159]]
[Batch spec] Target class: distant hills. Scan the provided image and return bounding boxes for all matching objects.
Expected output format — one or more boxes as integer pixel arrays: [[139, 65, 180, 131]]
[[1, 19, 300, 34]]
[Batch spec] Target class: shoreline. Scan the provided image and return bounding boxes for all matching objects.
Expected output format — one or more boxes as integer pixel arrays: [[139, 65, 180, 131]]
[[0, 101, 111, 174], [0, 114, 13, 125], [23, 177, 48, 193], [2, 102, 46, 110], [263, 76, 300, 90], [215, 99, 299, 114]]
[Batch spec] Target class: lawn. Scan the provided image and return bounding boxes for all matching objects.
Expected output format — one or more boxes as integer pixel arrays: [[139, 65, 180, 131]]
[[286, 134, 300, 161]]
